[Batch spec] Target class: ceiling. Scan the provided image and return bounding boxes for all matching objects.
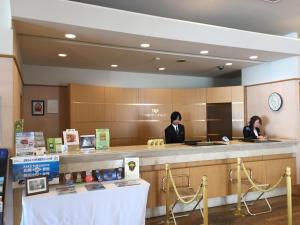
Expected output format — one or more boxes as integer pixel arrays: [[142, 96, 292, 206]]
[[71, 0, 300, 36], [12, 0, 300, 79]]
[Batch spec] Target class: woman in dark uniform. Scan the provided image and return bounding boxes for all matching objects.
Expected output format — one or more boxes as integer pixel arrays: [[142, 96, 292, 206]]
[[243, 115, 264, 139], [165, 111, 185, 144]]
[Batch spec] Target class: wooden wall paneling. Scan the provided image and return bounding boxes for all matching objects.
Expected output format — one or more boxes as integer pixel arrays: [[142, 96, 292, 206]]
[[232, 102, 245, 139], [171, 88, 206, 104], [231, 86, 244, 102], [72, 103, 105, 122], [264, 158, 296, 186], [206, 87, 232, 103], [106, 122, 138, 139], [105, 87, 139, 103], [172, 104, 206, 121], [227, 160, 265, 195], [71, 122, 107, 135], [105, 104, 139, 122], [189, 164, 229, 198], [184, 121, 207, 140], [137, 121, 170, 140], [138, 105, 172, 121], [139, 88, 172, 104], [70, 84, 105, 103], [141, 168, 189, 208]]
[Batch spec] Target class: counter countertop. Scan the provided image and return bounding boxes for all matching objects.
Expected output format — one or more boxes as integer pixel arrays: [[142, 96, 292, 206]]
[[58, 140, 299, 166]]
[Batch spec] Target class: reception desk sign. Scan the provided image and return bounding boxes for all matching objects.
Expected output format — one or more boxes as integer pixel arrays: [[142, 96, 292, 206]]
[[11, 155, 60, 188]]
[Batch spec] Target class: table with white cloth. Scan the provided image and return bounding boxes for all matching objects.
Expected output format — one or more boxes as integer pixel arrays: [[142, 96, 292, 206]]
[[20, 179, 150, 225]]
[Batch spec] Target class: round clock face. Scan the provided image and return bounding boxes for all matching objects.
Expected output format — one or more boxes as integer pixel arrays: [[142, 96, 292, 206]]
[[268, 92, 282, 111]]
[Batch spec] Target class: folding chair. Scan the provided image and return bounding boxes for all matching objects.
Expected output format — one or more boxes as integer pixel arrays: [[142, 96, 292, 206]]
[[161, 173, 203, 225], [229, 167, 272, 216]]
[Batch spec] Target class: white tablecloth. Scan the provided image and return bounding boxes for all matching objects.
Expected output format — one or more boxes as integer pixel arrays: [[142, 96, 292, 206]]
[[20, 179, 150, 225]]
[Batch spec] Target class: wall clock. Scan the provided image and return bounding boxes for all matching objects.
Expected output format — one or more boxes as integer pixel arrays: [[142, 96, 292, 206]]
[[268, 92, 282, 111]]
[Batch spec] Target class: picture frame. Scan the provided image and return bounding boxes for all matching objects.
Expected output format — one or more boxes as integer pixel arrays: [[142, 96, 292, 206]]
[[63, 129, 79, 146], [25, 175, 49, 196], [80, 135, 96, 151], [32, 100, 44, 116]]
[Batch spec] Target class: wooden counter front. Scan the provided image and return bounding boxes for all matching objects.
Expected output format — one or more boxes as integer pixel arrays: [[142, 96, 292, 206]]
[[57, 140, 298, 209]]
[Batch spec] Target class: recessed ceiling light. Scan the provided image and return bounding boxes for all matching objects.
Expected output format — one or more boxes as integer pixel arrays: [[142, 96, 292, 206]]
[[225, 62, 233, 66], [176, 59, 186, 63], [153, 57, 161, 61], [65, 33, 76, 39], [249, 55, 258, 60], [200, 50, 209, 55], [58, 53, 67, 57], [158, 67, 166, 71], [140, 43, 150, 48], [110, 64, 118, 68]]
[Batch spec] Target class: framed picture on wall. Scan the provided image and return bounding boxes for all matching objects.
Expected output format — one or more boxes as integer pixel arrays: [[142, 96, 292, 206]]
[[32, 100, 44, 116]]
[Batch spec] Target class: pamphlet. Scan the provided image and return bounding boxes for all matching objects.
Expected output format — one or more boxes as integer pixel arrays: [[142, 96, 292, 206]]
[[56, 184, 76, 195], [124, 157, 140, 180], [85, 183, 105, 191], [114, 180, 141, 187], [95, 129, 110, 149], [47, 138, 63, 153], [15, 132, 35, 156]]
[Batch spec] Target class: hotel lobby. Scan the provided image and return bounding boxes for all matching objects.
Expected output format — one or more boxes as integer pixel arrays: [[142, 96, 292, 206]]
[[1, 0, 300, 225]]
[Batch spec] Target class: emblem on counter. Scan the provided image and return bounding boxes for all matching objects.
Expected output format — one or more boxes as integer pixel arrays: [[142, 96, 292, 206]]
[[128, 161, 136, 171]]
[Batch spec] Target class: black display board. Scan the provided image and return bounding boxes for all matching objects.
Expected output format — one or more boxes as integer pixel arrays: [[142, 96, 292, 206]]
[[0, 149, 8, 225]]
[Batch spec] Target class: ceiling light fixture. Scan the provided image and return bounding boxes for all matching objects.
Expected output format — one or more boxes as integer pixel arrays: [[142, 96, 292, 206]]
[[153, 57, 161, 61], [225, 62, 233, 66], [58, 53, 67, 57], [65, 33, 76, 39], [110, 64, 118, 68], [200, 50, 209, 55], [249, 55, 258, 60], [158, 67, 165, 71], [140, 43, 150, 48]]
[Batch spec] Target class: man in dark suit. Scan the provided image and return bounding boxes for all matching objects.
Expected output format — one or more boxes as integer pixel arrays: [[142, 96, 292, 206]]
[[165, 111, 185, 144]]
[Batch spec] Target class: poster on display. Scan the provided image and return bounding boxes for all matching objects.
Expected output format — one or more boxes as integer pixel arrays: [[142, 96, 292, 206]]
[[95, 129, 110, 149], [63, 129, 79, 146], [11, 155, 60, 188], [124, 157, 140, 180]]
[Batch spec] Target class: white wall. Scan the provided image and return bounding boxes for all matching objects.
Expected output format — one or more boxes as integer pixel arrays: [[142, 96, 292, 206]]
[[0, 0, 13, 55], [22, 64, 240, 88], [241, 56, 300, 86]]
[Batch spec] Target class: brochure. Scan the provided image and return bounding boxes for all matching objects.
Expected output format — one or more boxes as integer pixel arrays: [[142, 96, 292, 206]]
[[114, 180, 141, 187], [56, 184, 76, 195], [124, 157, 140, 180], [95, 129, 110, 149], [85, 183, 105, 191]]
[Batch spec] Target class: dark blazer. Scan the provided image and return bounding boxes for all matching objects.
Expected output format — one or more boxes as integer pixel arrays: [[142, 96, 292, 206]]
[[243, 126, 260, 139], [165, 124, 185, 144]]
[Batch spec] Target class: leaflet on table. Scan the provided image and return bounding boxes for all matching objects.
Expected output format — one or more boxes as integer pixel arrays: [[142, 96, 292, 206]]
[[11, 155, 60, 188]]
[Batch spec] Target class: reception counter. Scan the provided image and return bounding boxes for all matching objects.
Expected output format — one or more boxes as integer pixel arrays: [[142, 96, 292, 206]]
[[57, 140, 298, 217]]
